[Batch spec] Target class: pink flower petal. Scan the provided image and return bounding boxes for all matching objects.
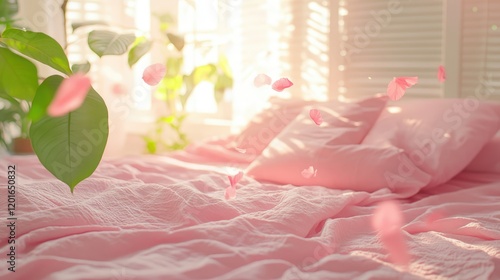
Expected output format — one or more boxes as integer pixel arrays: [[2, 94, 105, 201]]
[[301, 166, 317, 178], [228, 171, 244, 188], [309, 109, 323, 125], [372, 200, 410, 266], [387, 76, 418, 101], [253, 73, 272, 87], [112, 83, 126, 95], [438, 65, 446, 83], [224, 186, 236, 200], [47, 74, 91, 117], [142, 63, 166, 86], [271, 77, 294, 92]]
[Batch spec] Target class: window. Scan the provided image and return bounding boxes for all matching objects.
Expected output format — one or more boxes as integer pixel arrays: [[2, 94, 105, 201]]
[[65, 0, 152, 111], [460, 0, 500, 98]]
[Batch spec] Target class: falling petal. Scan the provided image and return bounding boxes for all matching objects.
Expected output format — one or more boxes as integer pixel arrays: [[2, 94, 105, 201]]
[[301, 166, 317, 178], [253, 73, 272, 87], [142, 63, 166, 86], [272, 77, 294, 92], [437, 65, 446, 83], [228, 171, 244, 188], [224, 186, 236, 199], [112, 83, 126, 95], [372, 200, 410, 266], [47, 74, 91, 117], [387, 76, 418, 101], [309, 109, 323, 125]]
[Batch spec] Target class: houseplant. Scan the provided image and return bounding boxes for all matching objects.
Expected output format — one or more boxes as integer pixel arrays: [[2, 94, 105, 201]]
[[141, 13, 234, 153], [0, 0, 141, 191]]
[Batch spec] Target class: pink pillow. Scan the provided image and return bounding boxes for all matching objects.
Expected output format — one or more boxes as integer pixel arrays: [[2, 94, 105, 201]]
[[246, 96, 412, 192], [233, 98, 319, 155], [247, 144, 431, 196], [465, 130, 500, 173], [362, 99, 500, 188]]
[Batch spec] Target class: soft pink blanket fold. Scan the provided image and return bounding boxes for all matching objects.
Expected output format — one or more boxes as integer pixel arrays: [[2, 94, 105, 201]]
[[0, 153, 499, 280]]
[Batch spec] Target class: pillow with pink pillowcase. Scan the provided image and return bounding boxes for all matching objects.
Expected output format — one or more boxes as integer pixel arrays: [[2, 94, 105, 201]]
[[465, 102, 500, 173], [465, 130, 500, 173], [232, 97, 320, 156], [362, 99, 500, 189], [245, 95, 432, 195]]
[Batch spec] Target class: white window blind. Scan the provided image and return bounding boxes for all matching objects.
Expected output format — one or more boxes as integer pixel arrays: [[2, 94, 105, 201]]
[[338, 0, 444, 99], [231, 0, 331, 125], [460, 0, 500, 98]]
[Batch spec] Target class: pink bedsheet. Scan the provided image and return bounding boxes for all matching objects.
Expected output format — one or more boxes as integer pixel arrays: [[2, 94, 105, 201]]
[[0, 150, 499, 280]]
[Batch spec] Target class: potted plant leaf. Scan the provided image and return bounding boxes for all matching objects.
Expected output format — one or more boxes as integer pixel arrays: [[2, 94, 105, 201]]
[[0, 0, 151, 191], [140, 13, 234, 154]]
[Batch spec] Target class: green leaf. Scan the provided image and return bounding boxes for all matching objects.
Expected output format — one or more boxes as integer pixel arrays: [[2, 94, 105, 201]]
[[0, 28, 72, 75], [165, 57, 183, 76], [192, 64, 217, 85], [71, 61, 91, 74], [27, 75, 60, 122], [166, 33, 185, 52], [88, 30, 135, 57], [143, 136, 157, 154], [71, 20, 108, 32], [158, 115, 175, 124], [0, 0, 18, 20], [30, 76, 109, 192], [180, 74, 195, 107], [128, 37, 152, 67], [0, 47, 38, 101], [215, 73, 233, 90], [218, 55, 233, 77]]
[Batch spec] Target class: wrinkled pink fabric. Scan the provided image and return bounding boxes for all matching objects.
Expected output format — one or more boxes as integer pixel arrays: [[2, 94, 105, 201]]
[[1, 148, 500, 279]]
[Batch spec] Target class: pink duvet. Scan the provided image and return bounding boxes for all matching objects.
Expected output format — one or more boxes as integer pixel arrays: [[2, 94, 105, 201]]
[[0, 149, 499, 279]]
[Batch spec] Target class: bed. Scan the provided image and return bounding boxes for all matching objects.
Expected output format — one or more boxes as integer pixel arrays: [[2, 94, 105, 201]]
[[1, 96, 500, 280]]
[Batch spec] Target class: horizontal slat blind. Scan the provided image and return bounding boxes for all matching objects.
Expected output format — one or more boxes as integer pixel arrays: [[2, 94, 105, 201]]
[[340, 0, 443, 99], [232, 0, 331, 124], [460, 0, 500, 98]]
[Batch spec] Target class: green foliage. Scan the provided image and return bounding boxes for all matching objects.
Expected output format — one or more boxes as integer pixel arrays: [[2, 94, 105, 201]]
[[27, 75, 60, 122], [128, 36, 152, 67], [142, 13, 234, 154], [30, 76, 109, 192], [166, 33, 185, 52], [88, 30, 135, 57], [0, 0, 18, 28], [71, 20, 108, 33], [71, 61, 91, 74], [0, 29, 72, 75], [0, 27, 110, 192], [0, 47, 38, 101]]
